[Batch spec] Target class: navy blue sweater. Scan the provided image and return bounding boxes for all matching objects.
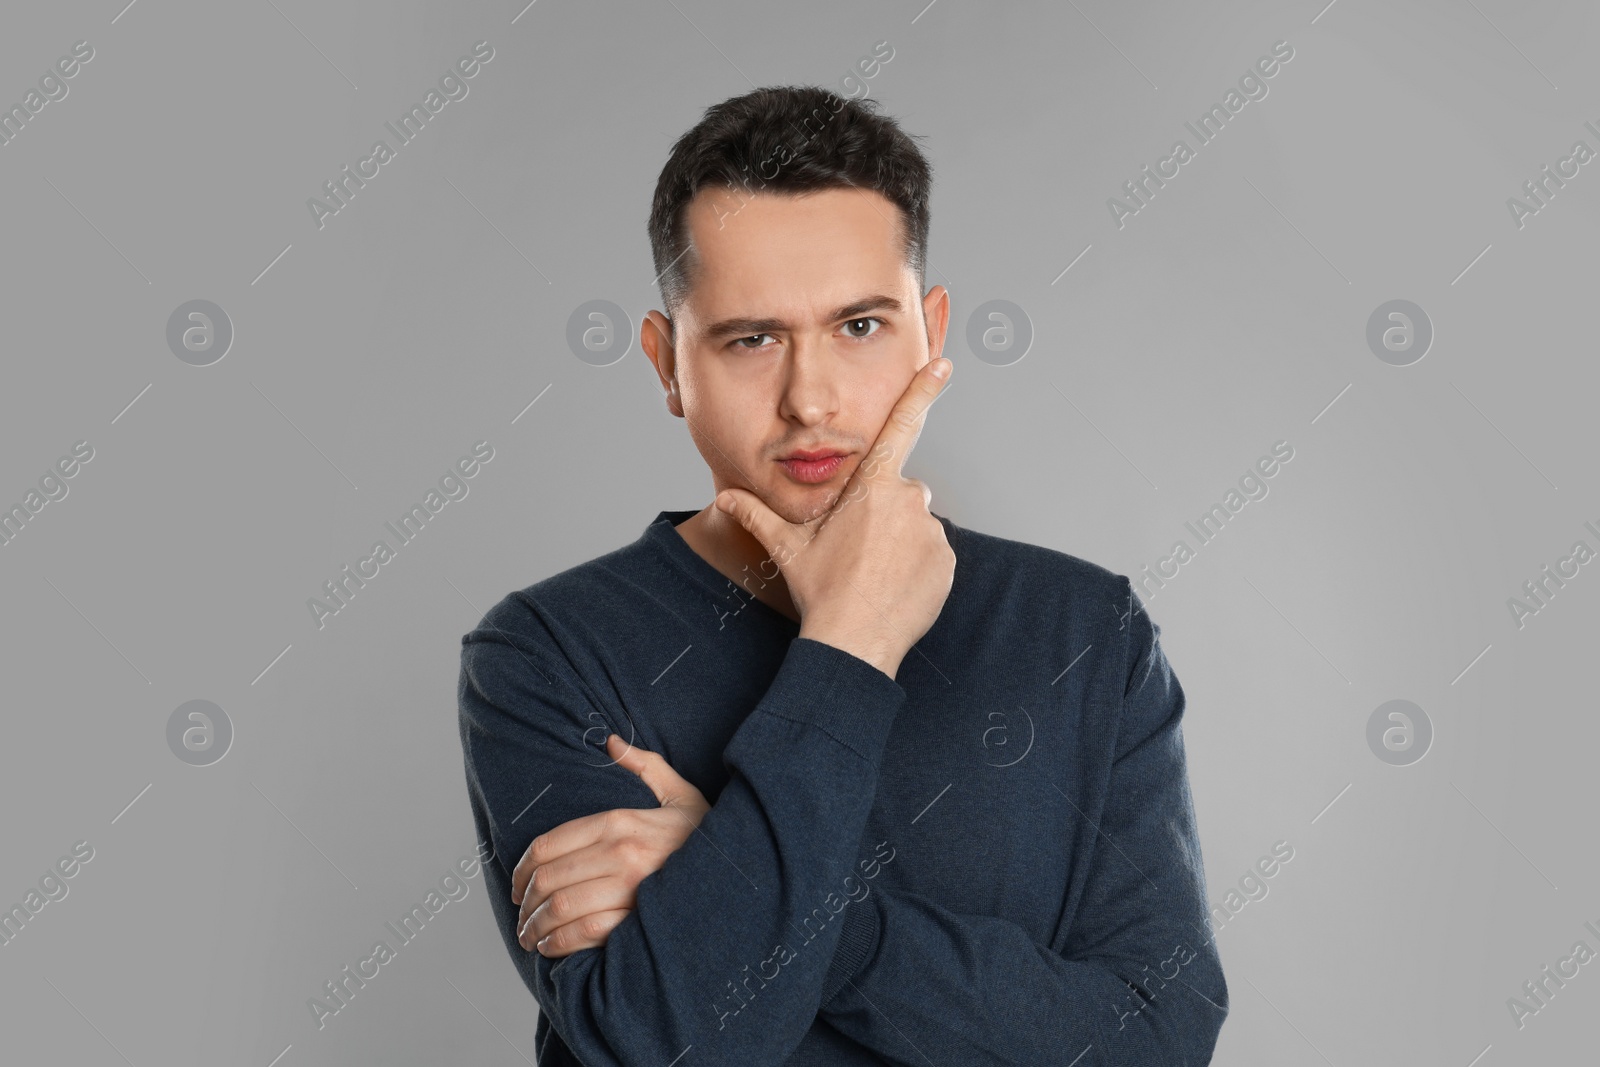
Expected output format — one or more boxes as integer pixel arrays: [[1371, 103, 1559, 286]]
[[457, 509, 1228, 1065]]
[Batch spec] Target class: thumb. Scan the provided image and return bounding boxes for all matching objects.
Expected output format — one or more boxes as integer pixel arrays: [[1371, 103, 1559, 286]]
[[714, 487, 791, 563], [606, 734, 706, 812]]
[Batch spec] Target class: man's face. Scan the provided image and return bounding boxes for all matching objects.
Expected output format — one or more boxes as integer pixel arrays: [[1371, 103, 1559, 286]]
[[643, 187, 949, 525]]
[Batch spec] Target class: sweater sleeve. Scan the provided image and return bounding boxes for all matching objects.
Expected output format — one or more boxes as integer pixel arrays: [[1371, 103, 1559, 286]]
[[457, 600, 907, 1067], [814, 580, 1229, 1065]]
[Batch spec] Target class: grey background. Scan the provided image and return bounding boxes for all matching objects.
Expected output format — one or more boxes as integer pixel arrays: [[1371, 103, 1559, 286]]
[[1, 0, 1595, 1063]]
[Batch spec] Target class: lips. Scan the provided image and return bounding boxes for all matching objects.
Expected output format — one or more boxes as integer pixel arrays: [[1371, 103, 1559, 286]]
[[776, 446, 851, 483], [781, 449, 847, 461]]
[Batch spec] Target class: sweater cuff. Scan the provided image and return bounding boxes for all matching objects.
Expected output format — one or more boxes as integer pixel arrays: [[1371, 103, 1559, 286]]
[[755, 637, 907, 762], [820, 892, 881, 1007]]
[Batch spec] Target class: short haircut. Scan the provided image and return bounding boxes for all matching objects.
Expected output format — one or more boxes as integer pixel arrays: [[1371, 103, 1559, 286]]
[[647, 85, 933, 323]]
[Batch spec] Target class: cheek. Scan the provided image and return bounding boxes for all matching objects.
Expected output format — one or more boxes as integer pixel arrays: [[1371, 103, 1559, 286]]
[[855, 374, 912, 438], [678, 371, 769, 470], [680, 370, 746, 438]]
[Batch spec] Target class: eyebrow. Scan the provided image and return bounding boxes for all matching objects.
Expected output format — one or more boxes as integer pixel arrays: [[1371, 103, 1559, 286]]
[[700, 294, 906, 342]]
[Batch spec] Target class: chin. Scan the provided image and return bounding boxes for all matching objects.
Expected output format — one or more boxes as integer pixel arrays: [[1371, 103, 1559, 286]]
[[769, 485, 843, 526]]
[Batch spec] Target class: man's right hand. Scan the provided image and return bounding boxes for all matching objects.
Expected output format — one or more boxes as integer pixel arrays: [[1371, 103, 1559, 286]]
[[714, 356, 956, 680]]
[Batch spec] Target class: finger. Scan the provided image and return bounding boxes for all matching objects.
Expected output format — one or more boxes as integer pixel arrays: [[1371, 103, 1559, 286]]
[[861, 357, 951, 482], [517, 836, 622, 936], [512, 810, 608, 906], [714, 487, 802, 568], [519, 875, 637, 950], [607, 735, 708, 813], [534, 908, 633, 958], [515, 813, 660, 932]]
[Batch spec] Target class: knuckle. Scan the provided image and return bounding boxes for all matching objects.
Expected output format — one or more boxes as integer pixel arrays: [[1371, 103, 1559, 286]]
[[613, 812, 639, 840], [610, 832, 641, 861], [547, 888, 572, 920], [622, 854, 649, 882], [579, 914, 609, 940]]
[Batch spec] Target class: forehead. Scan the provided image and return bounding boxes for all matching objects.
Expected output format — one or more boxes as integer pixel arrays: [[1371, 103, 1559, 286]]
[[679, 187, 911, 325]]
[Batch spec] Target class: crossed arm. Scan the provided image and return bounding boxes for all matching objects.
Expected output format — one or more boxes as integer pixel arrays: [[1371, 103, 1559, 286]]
[[460, 608, 910, 1067], [808, 619, 1233, 1066], [461, 584, 1228, 1066]]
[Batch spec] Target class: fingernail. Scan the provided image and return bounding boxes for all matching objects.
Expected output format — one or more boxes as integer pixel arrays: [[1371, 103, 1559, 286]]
[[930, 358, 950, 379], [536, 936, 550, 954]]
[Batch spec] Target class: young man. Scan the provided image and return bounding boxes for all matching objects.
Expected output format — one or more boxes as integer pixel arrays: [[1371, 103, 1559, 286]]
[[458, 86, 1228, 1065]]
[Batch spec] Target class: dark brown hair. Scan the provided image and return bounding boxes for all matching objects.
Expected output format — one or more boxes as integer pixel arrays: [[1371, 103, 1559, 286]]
[[648, 85, 933, 322]]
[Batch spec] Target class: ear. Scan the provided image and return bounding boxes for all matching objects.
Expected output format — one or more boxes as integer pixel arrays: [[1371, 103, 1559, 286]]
[[641, 310, 683, 417], [921, 284, 950, 361]]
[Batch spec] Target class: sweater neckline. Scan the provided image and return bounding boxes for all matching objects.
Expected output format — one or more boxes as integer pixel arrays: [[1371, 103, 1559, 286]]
[[641, 506, 960, 634], [643, 509, 799, 632]]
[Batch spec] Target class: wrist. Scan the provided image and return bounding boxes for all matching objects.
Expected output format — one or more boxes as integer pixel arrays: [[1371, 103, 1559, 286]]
[[798, 622, 903, 680]]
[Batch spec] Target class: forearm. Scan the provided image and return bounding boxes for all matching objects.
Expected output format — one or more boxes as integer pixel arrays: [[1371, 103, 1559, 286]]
[[817, 885, 1227, 1066], [466, 636, 905, 1067], [812, 579, 1228, 1065]]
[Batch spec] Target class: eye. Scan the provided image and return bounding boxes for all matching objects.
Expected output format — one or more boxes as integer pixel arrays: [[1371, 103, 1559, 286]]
[[842, 317, 884, 340], [731, 333, 775, 350]]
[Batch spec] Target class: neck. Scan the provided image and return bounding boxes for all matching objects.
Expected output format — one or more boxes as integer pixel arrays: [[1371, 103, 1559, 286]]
[[676, 505, 800, 623]]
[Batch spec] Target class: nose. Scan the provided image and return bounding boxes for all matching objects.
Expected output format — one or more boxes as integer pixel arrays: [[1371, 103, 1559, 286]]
[[777, 333, 841, 427]]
